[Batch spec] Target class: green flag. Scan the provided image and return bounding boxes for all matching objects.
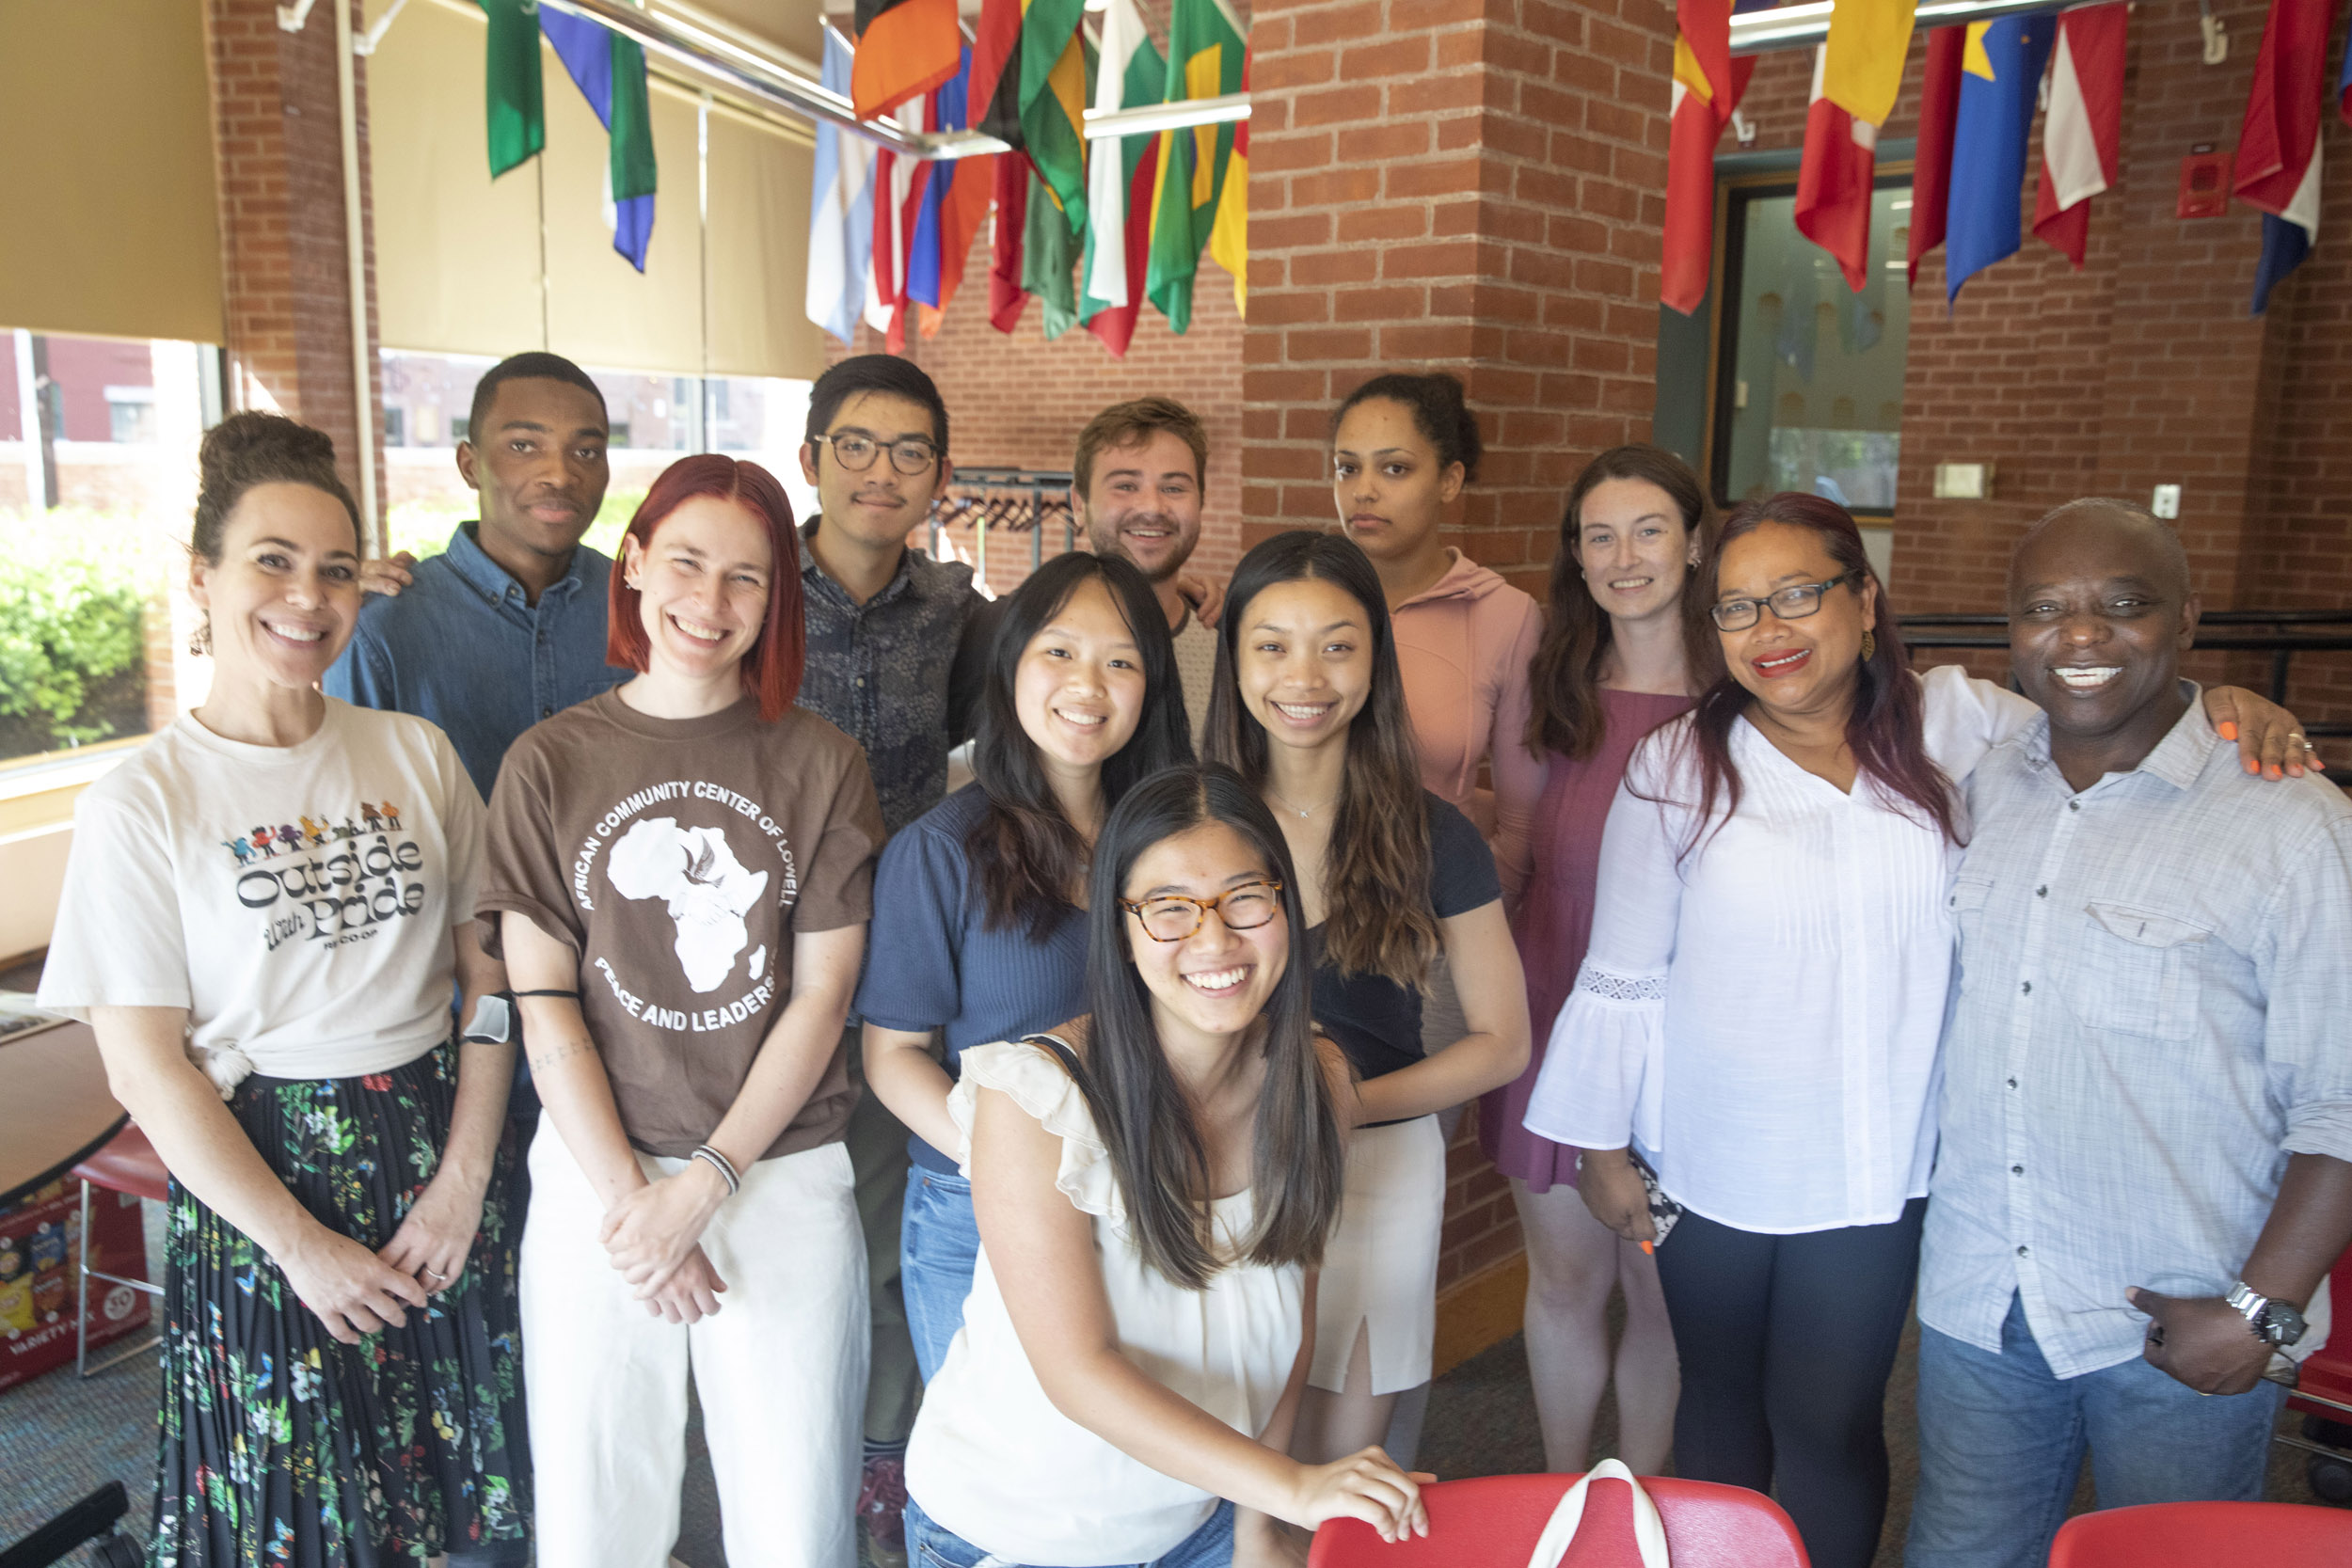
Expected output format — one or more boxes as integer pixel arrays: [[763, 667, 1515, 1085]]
[[608, 38, 658, 203], [1145, 0, 1246, 333], [1022, 167, 1082, 340], [479, 0, 543, 179], [1017, 0, 1092, 238]]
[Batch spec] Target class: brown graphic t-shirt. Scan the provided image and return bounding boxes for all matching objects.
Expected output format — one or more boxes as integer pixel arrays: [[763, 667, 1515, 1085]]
[[480, 689, 883, 1161]]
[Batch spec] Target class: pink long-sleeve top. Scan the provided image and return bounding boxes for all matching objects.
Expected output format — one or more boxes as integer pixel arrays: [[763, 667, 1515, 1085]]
[[1391, 548, 1546, 900]]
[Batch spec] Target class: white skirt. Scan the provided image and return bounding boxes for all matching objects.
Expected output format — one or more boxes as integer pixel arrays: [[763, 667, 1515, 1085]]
[[1311, 1114, 1446, 1395]]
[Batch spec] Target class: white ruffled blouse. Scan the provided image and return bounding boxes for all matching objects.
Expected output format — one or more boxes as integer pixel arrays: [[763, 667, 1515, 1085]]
[[1520, 667, 2035, 1235], [903, 1039, 1305, 1566]]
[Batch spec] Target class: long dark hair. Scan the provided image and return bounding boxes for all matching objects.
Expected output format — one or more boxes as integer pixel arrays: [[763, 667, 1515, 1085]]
[[1201, 531, 1438, 986], [1528, 446, 1722, 760], [968, 551, 1195, 936], [1066, 765, 1344, 1290], [1658, 492, 1960, 849]]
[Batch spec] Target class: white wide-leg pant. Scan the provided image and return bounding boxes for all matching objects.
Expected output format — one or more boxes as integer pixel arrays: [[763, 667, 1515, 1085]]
[[522, 1125, 869, 1568]]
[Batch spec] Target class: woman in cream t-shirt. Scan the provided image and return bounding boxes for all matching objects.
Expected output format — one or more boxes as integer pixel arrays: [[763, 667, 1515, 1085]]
[[40, 414, 527, 1567]]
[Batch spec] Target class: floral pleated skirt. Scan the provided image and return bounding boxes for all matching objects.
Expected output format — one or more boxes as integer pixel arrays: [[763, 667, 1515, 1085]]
[[150, 1041, 530, 1567]]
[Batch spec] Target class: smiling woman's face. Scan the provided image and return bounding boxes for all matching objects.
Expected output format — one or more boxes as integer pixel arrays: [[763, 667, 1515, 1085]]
[[190, 482, 364, 688], [1122, 819, 1288, 1043], [1575, 477, 1697, 626], [1712, 520, 1876, 722], [623, 495, 775, 684], [1013, 575, 1148, 778], [1232, 577, 1375, 756]]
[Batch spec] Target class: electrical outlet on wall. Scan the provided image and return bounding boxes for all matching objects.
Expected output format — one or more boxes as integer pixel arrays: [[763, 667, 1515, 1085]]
[[2152, 483, 2183, 519]]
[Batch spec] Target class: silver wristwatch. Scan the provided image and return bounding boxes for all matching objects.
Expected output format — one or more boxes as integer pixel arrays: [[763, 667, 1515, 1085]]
[[2226, 1280, 2308, 1349]]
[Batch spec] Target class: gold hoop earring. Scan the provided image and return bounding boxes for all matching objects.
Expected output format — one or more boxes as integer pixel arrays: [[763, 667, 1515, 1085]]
[[1861, 628, 1877, 661]]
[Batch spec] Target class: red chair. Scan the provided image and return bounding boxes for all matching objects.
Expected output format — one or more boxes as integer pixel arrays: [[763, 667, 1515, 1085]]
[[68, 1122, 167, 1377], [1309, 1471, 1808, 1567], [2047, 1501, 2352, 1565]]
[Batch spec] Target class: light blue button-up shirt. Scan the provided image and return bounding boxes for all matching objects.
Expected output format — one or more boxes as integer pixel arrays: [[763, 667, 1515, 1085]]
[[1920, 686, 2352, 1378], [325, 522, 633, 801]]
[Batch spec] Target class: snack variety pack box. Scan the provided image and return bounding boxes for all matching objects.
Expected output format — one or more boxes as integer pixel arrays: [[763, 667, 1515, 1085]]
[[0, 1176, 151, 1393]]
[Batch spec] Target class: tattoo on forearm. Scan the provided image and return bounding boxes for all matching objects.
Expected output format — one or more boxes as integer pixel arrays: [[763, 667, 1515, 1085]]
[[528, 1040, 596, 1072]]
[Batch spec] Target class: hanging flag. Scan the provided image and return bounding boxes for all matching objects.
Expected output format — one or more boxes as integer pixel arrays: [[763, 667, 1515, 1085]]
[[1795, 46, 1877, 292], [2030, 5, 2127, 270], [1661, 0, 1760, 315], [1146, 0, 1248, 333], [969, 0, 1026, 148], [480, 0, 544, 179], [1023, 166, 1084, 340], [2236, 0, 2337, 313], [1020, 0, 1093, 235], [2341, 13, 2352, 123], [1907, 26, 1965, 285], [914, 57, 996, 338], [1820, 0, 1916, 128], [850, 0, 961, 120], [1206, 51, 1250, 318], [807, 29, 882, 344], [1080, 0, 1168, 356], [539, 8, 660, 270], [870, 94, 931, 351], [1945, 15, 2057, 300], [991, 151, 1035, 332]]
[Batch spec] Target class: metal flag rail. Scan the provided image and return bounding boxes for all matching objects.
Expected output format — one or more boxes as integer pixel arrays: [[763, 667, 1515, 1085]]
[[335, 0, 2090, 159]]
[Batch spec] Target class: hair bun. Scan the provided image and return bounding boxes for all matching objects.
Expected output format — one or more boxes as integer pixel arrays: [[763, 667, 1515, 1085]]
[[199, 410, 338, 487]]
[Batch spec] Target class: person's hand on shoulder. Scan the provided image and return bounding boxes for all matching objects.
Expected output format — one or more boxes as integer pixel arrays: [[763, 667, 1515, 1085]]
[[1177, 570, 1227, 630], [2204, 687, 2328, 780], [358, 551, 419, 598]]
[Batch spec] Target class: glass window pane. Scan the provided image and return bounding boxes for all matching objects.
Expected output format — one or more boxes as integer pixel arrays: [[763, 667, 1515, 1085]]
[[1717, 183, 1910, 515]]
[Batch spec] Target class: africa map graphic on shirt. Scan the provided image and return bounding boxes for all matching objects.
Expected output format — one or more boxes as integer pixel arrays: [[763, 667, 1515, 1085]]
[[220, 800, 427, 953], [571, 780, 803, 1034]]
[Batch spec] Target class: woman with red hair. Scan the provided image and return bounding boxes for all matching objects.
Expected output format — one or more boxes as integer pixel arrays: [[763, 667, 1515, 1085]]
[[477, 455, 886, 1567]]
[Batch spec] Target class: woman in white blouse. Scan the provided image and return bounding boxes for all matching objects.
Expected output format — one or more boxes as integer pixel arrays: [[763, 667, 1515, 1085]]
[[902, 766, 1428, 1566], [1521, 493, 2299, 1568]]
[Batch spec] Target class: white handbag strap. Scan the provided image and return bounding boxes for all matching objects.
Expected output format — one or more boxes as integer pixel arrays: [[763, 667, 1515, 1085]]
[[1522, 1459, 1671, 1568]]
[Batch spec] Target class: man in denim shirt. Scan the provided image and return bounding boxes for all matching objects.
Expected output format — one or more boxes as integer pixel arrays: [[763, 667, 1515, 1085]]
[[327, 352, 632, 800], [1908, 500, 2352, 1568]]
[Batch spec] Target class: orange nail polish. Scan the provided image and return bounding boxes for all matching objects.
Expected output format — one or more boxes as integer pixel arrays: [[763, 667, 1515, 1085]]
[[1641, 1240, 1655, 1255], [2218, 721, 2239, 740]]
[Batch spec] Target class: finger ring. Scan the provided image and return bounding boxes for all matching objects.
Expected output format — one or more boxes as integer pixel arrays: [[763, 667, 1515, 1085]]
[[425, 1268, 449, 1281]]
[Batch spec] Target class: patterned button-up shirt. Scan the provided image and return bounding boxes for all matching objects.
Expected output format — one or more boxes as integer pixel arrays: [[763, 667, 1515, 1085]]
[[796, 518, 989, 837], [1920, 686, 2352, 1378]]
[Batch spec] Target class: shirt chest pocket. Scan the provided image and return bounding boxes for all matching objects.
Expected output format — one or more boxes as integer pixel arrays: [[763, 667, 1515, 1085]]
[[2064, 901, 2210, 1040]]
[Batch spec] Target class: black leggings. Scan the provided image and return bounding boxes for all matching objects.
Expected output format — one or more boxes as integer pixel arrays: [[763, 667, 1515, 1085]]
[[1652, 1197, 1925, 1568]]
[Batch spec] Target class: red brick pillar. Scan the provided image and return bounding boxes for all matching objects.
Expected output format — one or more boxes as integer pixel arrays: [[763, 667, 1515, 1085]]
[[208, 0, 384, 530], [1241, 0, 1676, 591], [1242, 0, 1677, 1336]]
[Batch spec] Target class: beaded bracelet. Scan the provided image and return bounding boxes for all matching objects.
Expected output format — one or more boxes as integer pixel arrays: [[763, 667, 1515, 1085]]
[[690, 1143, 740, 1197]]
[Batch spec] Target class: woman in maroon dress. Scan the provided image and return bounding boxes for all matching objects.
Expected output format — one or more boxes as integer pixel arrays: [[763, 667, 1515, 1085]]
[[1478, 446, 1718, 1475]]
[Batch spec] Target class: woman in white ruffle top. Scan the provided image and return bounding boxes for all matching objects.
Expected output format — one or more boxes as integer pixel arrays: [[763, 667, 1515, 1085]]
[[903, 765, 1431, 1566]]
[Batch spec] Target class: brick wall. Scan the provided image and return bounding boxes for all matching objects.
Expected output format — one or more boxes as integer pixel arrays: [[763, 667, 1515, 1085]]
[[209, 0, 386, 533], [1737, 0, 2352, 758], [1243, 0, 1678, 598]]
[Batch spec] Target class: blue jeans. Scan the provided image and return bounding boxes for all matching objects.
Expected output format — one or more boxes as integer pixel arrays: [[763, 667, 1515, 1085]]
[[903, 1495, 1235, 1568], [902, 1165, 981, 1382], [1905, 1292, 2286, 1568]]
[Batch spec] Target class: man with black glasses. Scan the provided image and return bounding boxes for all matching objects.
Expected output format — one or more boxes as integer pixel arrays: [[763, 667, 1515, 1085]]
[[793, 354, 993, 1568]]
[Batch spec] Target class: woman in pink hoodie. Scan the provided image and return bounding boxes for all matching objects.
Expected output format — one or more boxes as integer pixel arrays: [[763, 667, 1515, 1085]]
[[1329, 373, 1545, 905], [1325, 372, 1546, 1461]]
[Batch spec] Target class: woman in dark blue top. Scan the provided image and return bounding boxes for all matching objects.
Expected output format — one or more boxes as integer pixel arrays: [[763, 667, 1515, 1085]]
[[858, 550, 1192, 1377], [1203, 530, 1531, 1467]]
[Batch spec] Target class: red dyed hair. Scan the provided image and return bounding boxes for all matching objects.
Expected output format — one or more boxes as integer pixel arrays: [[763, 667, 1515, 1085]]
[[1655, 491, 1961, 852], [607, 454, 805, 721]]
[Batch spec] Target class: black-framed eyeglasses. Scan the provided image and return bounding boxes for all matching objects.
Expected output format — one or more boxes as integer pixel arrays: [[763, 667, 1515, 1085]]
[[1120, 879, 1285, 943], [810, 431, 940, 475], [1709, 571, 1859, 632]]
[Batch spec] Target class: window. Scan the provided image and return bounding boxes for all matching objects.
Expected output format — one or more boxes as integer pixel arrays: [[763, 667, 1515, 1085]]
[[2, 330, 225, 771], [383, 405, 406, 447], [1708, 178, 1913, 517]]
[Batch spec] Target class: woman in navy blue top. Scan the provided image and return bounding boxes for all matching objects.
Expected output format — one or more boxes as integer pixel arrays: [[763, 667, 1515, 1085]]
[[858, 550, 1192, 1377], [1203, 530, 1531, 1467]]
